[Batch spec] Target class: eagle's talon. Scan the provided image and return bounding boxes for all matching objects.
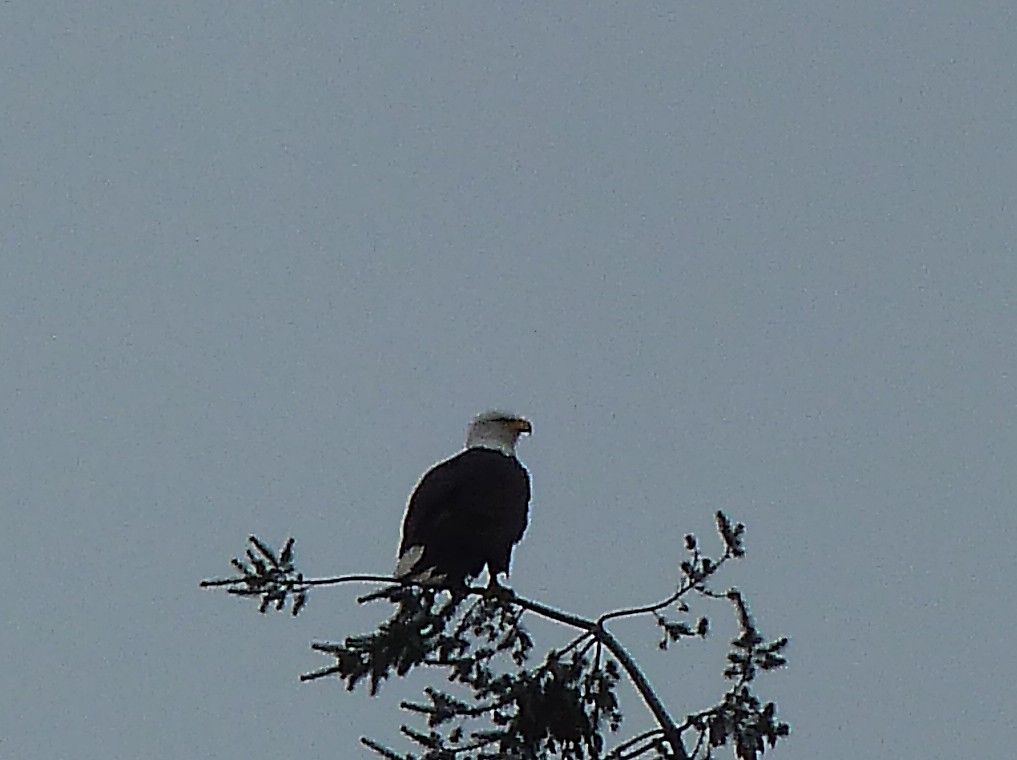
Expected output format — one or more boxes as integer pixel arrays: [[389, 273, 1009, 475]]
[[486, 576, 516, 602]]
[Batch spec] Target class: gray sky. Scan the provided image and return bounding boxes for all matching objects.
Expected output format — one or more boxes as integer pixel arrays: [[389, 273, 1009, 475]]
[[3, 3, 1015, 758]]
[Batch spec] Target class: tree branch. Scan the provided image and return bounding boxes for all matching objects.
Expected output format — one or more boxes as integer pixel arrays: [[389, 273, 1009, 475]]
[[204, 566, 693, 758], [202, 517, 786, 760], [597, 548, 734, 627], [596, 623, 690, 760], [502, 595, 690, 759], [200, 572, 397, 589]]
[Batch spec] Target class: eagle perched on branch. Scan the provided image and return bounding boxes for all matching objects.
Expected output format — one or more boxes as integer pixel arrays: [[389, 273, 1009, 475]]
[[395, 411, 532, 588]]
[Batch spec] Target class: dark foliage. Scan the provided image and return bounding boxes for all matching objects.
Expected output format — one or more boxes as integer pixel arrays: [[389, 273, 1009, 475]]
[[200, 535, 308, 615], [202, 512, 789, 759]]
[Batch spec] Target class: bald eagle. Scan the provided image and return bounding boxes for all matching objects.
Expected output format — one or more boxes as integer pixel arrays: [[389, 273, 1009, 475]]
[[395, 411, 532, 588]]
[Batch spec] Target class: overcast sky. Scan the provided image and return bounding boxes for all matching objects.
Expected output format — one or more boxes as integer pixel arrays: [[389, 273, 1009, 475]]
[[3, 3, 1015, 758]]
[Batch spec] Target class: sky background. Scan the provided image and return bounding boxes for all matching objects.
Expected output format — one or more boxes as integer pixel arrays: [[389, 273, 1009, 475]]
[[3, 3, 1015, 758]]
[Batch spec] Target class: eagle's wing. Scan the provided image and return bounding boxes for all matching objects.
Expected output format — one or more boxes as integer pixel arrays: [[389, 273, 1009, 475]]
[[400, 460, 458, 547], [396, 454, 468, 577]]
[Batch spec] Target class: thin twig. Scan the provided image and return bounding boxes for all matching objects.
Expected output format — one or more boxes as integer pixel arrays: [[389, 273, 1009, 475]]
[[556, 630, 595, 659], [607, 727, 667, 759], [597, 549, 734, 626]]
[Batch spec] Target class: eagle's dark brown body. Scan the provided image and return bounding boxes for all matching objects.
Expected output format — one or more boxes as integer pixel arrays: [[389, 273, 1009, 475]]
[[398, 447, 530, 585]]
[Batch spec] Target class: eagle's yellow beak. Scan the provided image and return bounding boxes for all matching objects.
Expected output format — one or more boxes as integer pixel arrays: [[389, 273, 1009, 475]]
[[512, 418, 533, 435]]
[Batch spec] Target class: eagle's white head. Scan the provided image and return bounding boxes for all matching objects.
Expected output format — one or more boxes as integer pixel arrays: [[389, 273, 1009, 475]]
[[465, 410, 532, 456]]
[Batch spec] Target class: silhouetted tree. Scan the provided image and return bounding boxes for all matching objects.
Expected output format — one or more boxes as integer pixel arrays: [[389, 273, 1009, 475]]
[[202, 512, 789, 759]]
